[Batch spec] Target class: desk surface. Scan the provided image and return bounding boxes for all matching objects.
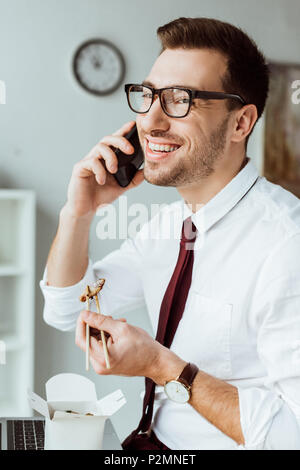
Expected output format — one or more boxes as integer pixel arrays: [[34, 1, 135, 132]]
[[0, 417, 122, 450]]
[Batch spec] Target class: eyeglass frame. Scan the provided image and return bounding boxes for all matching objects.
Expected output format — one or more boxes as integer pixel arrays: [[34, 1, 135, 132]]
[[124, 83, 247, 118]]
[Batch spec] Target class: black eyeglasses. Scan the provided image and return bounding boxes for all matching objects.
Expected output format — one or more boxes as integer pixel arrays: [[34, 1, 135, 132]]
[[125, 83, 246, 118]]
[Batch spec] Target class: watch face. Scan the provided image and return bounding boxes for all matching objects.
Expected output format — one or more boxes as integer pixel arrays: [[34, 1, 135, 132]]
[[164, 380, 190, 403], [73, 39, 125, 96]]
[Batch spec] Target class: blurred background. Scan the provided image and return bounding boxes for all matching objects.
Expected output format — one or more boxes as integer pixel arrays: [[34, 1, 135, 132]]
[[0, 0, 299, 442]]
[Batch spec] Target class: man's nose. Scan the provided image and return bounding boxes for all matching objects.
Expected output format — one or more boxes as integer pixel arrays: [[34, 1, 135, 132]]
[[140, 94, 170, 131]]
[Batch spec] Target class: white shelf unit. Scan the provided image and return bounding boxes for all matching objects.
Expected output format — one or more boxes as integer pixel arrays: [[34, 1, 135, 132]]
[[0, 190, 35, 416]]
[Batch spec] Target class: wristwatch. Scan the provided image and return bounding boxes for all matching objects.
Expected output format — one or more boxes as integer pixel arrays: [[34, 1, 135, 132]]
[[164, 363, 199, 404]]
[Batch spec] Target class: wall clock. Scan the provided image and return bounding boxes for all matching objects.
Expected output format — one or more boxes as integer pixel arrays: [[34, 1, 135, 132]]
[[72, 38, 126, 96]]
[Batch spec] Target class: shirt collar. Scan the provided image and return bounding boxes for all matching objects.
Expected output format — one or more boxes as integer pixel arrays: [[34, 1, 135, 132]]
[[181, 157, 259, 234]]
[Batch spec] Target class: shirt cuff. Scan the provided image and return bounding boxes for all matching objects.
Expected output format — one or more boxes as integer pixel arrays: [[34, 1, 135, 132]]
[[39, 259, 96, 330], [237, 386, 284, 449]]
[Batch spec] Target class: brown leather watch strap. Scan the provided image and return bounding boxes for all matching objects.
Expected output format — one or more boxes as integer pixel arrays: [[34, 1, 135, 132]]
[[177, 362, 199, 389]]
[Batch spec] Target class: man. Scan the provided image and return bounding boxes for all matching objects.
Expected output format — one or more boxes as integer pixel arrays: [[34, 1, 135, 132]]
[[40, 17, 300, 450]]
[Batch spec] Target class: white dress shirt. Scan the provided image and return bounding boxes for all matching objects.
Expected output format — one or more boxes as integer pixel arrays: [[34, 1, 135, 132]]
[[40, 157, 300, 450]]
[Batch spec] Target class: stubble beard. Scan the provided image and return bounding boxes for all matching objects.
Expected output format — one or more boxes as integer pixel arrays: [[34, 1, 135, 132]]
[[143, 115, 230, 187]]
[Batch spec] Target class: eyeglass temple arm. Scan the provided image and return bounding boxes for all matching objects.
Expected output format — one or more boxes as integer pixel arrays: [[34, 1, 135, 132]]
[[192, 90, 246, 105]]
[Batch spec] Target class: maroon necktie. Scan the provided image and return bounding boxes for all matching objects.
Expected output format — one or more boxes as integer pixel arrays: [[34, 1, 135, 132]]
[[122, 216, 197, 448]]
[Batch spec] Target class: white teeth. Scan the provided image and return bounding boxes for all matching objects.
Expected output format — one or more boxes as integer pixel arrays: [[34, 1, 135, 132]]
[[148, 141, 179, 152]]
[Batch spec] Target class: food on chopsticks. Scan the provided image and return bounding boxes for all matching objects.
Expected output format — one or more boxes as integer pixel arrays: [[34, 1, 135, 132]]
[[79, 278, 110, 371], [79, 279, 105, 302]]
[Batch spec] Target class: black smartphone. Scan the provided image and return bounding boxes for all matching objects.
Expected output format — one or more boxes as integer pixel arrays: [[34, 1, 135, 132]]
[[112, 124, 144, 187]]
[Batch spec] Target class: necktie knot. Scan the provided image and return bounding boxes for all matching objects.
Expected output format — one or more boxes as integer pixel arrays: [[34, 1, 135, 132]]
[[180, 216, 197, 247]]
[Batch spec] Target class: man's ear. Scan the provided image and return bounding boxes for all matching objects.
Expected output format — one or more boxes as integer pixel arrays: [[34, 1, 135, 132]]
[[231, 104, 258, 144]]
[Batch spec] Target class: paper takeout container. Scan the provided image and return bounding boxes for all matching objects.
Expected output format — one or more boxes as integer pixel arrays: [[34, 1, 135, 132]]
[[28, 373, 126, 450]]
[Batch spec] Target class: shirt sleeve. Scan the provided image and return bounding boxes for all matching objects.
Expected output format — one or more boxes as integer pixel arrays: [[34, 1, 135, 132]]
[[40, 236, 146, 332], [237, 232, 300, 450]]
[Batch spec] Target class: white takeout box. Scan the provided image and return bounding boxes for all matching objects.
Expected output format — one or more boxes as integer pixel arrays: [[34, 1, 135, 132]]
[[28, 373, 126, 450]]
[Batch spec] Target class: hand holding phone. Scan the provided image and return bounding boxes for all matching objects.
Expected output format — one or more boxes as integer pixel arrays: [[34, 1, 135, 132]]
[[65, 121, 144, 218], [112, 124, 144, 187]]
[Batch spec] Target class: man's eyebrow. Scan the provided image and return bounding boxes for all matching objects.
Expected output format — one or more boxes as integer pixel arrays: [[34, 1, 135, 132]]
[[142, 80, 154, 87], [141, 80, 207, 91]]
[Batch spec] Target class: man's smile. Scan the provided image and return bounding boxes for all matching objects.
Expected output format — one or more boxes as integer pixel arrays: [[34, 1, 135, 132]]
[[144, 137, 182, 161]]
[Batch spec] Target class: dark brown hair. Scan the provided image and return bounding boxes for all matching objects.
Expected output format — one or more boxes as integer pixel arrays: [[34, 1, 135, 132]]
[[157, 17, 269, 145]]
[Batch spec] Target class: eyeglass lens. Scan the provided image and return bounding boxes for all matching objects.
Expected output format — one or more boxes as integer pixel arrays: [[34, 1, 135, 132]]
[[128, 85, 190, 117]]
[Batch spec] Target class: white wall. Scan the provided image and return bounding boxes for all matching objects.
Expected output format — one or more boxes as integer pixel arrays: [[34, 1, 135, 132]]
[[0, 0, 299, 442]]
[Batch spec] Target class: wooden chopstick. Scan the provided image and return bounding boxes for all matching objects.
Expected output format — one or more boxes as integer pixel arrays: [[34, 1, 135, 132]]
[[94, 294, 110, 369], [86, 296, 90, 371]]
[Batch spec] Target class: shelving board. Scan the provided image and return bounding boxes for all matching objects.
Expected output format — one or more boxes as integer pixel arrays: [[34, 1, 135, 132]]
[[0, 190, 35, 417]]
